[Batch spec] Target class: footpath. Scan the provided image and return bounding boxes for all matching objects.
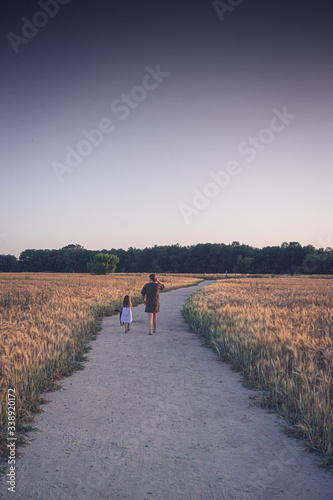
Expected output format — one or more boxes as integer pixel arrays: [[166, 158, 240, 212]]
[[1, 281, 333, 499]]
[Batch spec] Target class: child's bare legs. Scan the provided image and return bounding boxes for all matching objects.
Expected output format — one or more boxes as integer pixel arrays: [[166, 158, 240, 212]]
[[124, 323, 130, 332], [148, 313, 158, 334]]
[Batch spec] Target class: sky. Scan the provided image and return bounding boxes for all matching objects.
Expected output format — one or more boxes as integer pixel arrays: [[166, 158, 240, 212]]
[[1, 0, 333, 257]]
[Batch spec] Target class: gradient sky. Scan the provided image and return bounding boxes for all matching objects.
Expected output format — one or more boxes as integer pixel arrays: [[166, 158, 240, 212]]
[[1, 0, 333, 257]]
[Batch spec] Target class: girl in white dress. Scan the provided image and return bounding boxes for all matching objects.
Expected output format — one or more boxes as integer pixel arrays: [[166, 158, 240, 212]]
[[121, 295, 133, 333]]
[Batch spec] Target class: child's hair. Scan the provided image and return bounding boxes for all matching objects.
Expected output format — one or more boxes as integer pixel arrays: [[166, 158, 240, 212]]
[[122, 295, 132, 307], [149, 273, 157, 282]]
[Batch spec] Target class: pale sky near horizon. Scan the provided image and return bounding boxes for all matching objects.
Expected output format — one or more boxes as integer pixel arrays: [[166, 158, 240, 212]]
[[1, 0, 332, 258]]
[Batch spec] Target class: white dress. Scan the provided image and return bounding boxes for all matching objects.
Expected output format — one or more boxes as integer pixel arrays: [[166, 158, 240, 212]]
[[121, 307, 133, 323]]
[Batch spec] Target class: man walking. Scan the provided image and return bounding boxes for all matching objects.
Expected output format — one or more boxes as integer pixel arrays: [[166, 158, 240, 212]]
[[141, 274, 165, 335]]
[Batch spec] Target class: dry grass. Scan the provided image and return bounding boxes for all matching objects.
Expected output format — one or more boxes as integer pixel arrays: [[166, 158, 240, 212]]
[[182, 277, 333, 463], [0, 272, 200, 458]]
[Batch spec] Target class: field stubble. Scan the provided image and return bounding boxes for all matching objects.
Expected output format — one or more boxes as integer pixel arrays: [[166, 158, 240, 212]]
[[0, 272, 200, 459], [182, 277, 333, 464]]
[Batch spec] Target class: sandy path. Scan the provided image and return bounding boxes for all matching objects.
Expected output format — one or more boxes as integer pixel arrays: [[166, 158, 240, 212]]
[[1, 281, 333, 500]]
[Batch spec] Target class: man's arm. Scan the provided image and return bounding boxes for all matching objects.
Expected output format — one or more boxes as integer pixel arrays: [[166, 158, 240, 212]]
[[156, 279, 165, 289], [141, 285, 146, 304]]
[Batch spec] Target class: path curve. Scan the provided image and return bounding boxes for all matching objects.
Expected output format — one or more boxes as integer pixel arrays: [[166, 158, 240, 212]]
[[1, 281, 333, 500]]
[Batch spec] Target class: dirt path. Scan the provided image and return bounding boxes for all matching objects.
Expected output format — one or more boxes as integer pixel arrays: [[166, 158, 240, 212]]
[[1, 281, 333, 500]]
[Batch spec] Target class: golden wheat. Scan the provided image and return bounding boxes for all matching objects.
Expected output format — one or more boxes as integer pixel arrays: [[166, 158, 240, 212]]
[[0, 272, 199, 456], [183, 277, 333, 463]]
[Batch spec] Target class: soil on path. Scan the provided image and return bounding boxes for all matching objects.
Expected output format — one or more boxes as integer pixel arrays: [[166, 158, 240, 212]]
[[1, 281, 333, 500]]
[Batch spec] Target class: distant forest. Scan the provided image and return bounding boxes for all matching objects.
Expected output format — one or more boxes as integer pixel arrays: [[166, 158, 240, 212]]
[[0, 242, 332, 275]]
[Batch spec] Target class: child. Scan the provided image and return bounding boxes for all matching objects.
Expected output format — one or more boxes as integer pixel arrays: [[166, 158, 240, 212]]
[[120, 295, 133, 333]]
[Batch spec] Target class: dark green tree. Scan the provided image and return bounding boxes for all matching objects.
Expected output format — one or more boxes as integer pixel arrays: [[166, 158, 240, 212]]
[[87, 253, 119, 274], [0, 254, 18, 272], [233, 255, 255, 274]]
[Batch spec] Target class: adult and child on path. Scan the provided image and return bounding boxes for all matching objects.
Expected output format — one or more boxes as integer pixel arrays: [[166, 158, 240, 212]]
[[120, 273, 165, 335], [3, 279, 333, 499]]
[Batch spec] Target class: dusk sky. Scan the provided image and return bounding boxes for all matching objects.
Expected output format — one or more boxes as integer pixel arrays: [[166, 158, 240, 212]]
[[1, 0, 333, 257]]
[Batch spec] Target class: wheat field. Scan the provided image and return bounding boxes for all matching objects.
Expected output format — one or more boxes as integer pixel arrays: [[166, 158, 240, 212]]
[[0, 272, 200, 457], [182, 277, 333, 463]]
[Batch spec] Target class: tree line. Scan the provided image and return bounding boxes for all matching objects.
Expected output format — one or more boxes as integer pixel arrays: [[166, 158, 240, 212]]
[[0, 242, 332, 275]]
